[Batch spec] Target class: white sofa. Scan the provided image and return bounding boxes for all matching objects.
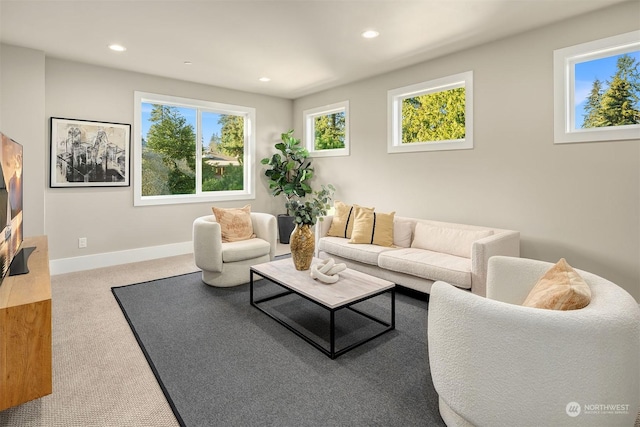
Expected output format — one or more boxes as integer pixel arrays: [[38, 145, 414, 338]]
[[428, 256, 640, 426], [315, 215, 520, 296]]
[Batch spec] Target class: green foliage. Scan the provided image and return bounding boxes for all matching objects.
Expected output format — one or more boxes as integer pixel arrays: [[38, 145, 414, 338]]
[[314, 112, 345, 150], [261, 130, 314, 212], [261, 130, 335, 220], [144, 105, 196, 195], [147, 105, 196, 169], [141, 149, 170, 196], [217, 114, 244, 163], [582, 54, 640, 128], [402, 87, 466, 143], [600, 76, 638, 126], [202, 162, 243, 192], [286, 184, 335, 226], [168, 167, 195, 195], [142, 105, 248, 196], [583, 79, 604, 128]]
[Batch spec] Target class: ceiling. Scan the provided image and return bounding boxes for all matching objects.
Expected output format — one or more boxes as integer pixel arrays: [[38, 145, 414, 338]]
[[0, 0, 629, 99]]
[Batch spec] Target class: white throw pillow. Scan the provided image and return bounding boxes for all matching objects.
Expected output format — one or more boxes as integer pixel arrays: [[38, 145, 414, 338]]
[[410, 222, 493, 258], [393, 220, 413, 248]]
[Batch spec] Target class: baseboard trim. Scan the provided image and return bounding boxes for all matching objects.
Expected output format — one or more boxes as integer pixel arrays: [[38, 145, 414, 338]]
[[49, 241, 193, 275]]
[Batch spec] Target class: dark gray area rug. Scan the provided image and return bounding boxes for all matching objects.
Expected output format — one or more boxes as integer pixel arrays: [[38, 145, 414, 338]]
[[111, 270, 445, 427]]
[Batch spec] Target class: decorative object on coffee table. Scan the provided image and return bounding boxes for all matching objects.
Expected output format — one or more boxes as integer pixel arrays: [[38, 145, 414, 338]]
[[310, 258, 347, 284], [287, 184, 334, 270], [290, 224, 315, 270]]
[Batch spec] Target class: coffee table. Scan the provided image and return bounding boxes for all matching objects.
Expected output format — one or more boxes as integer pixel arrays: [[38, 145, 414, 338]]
[[250, 257, 395, 359]]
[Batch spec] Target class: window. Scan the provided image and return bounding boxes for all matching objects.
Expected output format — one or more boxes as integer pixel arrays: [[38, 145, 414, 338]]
[[554, 31, 640, 144], [134, 92, 255, 206], [303, 101, 349, 157], [388, 71, 473, 153]]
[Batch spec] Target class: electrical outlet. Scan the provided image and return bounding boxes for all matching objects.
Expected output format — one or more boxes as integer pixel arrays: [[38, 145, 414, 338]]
[[78, 237, 87, 248]]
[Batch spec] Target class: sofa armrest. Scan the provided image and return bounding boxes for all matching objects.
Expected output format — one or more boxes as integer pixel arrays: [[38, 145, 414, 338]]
[[251, 212, 278, 260], [314, 215, 334, 255], [193, 215, 223, 272], [470, 230, 520, 296]]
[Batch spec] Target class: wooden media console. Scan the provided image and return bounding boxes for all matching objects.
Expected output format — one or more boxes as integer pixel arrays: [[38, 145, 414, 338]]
[[0, 235, 52, 410]]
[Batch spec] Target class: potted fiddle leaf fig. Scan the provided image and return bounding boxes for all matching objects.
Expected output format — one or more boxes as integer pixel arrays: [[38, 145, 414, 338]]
[[261, 130, 314, 243]]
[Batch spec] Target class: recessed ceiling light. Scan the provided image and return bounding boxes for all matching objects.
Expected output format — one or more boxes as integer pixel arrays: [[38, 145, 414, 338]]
[[361, 30, 379, 39], [108, 44, 126, 52], [184, 61, 192, 65], [259, 77, 271, 82]]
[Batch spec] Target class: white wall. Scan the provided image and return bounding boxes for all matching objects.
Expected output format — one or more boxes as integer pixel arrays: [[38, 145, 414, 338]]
[[42, 59, 292, 262], [0, 49, 292, 267], [293, 1, 640, 300], [0, 44, 46, 237]]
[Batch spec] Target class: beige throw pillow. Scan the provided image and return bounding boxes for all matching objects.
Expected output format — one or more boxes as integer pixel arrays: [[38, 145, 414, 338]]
[[326, 201, 373, 238], [349, 208, 395, 247], [522, 258, 591, 310], [211, 204, 255, 243], [411, 222, 493, 258]]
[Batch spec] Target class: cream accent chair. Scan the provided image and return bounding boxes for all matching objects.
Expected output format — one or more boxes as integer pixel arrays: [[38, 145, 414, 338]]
[[428, 256, 640, 427], [193, 213, 277, 287]]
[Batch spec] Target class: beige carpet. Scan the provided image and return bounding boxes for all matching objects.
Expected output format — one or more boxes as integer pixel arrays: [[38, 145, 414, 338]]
[[1, 244, 638, 426], [0, 253, 199, 427]]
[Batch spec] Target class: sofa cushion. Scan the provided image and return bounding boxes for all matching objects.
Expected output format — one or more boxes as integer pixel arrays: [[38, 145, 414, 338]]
[[221, 238, 271, 262], [326, 202, 374, 239], [349, 209, 395, 247], [379, 248, 472, 288], [318, 236, 396, 266], [411, 222, 493, 258], [522, 258, 591, 310], [394, 220, 413, 248], [212, 204, 256, 243]]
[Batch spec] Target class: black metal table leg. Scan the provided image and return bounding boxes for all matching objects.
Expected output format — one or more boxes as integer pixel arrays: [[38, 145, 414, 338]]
[[330, 309, 336, 359]]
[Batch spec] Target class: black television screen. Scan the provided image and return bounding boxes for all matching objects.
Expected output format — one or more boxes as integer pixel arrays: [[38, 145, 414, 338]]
[[0, 131, 23, 284]]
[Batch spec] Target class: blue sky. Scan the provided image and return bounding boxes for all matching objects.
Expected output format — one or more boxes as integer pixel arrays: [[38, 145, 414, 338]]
[[141, 103, 223, 148], [574, 50, 640, 128]]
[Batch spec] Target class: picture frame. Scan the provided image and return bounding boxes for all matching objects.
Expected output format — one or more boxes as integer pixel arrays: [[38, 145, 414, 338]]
[[50, 117, 131, 187]]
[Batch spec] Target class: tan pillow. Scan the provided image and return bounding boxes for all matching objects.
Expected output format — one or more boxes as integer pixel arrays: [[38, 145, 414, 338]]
[[522, 258, 591, 310], [326, 202, 373, 238], [349, 208, 395, 247], [411, 222, 493, 258], [211, 204, 255, 243]]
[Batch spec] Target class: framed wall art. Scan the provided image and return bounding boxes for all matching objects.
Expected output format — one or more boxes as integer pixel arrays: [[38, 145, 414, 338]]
[[50, 117, 131, 187]]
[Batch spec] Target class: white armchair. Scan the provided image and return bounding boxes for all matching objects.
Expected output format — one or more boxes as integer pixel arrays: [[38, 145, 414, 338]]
[[193, 212, 277, 287], [428, 256, 640, 427]]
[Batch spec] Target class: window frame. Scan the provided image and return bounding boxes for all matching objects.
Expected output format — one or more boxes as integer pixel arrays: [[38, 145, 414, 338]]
[[303, 101, 350, 157], [387, 71, 473, 153], [134, 91, 255, 206], [553, 30, 640, 144]]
